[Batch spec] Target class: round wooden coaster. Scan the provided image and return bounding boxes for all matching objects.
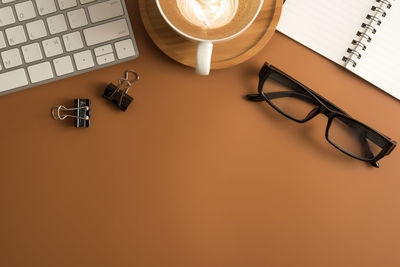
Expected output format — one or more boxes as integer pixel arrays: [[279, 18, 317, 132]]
[[139, 0, 283, 70]]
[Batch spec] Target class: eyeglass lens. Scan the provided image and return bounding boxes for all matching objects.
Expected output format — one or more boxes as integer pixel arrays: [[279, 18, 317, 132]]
[[328, 116, 385, 160], [261, 72, 320, 121]]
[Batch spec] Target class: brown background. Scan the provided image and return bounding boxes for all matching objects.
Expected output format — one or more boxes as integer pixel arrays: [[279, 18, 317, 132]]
[[1, 1, 400, 267]]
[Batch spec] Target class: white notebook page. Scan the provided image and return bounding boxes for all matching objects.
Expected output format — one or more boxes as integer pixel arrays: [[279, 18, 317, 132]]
[[277, 0, 373, 64], [348, 3, 400, 100]]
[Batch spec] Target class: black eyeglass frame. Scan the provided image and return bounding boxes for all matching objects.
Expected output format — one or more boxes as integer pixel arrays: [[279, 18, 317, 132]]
[[248, 63, 397, 168]]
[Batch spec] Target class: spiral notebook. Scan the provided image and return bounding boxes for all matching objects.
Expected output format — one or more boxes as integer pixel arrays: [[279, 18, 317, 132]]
[[277, 0, 400, 100]]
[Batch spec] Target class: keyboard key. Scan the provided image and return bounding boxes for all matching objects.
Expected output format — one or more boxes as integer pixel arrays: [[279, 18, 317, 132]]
[[80, 0, 96, 4], [5, 25, 27, 46], [115, 39, 136, 59], [0, 6, 16, 27], [26, 20, 48, 40], [67, 8, 88, 29], [62, 31, 84, 52], [83, 19, 129, 46], [74, 50, 94, 70], [97, 53, 115, 65], [27, 61, 54, 83], [0, 32, 6, 49], [1, 48, 23, 69], [22, 43, 43, 63], [0, 69, 29, 93], [35, 0, 57, 16], [15, 1, 37, 21], [47, 14, 68, 34], [88, 0, 124, 23], [94, 44, 113, 56], [57, 0, 77, 10], [42, 37, 63, 57], [53, 56, 74, 76]]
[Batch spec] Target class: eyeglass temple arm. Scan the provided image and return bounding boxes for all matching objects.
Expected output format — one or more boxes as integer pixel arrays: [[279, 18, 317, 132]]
[[247, 91, 315, 103], [271, 74, 350, 116], [247, 90, 349, 127]]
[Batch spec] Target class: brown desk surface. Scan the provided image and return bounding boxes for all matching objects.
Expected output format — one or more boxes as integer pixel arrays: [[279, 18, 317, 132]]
[[1, 1, 399, 267]]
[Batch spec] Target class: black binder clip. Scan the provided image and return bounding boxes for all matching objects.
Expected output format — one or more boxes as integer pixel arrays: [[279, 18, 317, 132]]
[[51, 99, 91, 128], [103, 70, 139, 112]]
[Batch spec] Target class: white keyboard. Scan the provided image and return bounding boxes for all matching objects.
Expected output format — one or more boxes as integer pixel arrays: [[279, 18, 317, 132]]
[[0, 0, 138, 95]]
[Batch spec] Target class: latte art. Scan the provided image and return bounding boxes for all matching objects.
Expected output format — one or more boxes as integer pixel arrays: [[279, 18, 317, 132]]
[[157, 0, 262, 40], [177, 0, 239, 29]]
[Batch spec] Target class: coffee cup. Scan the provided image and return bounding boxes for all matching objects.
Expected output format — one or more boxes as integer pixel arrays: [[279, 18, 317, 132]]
[[155, 0, 264, 75]]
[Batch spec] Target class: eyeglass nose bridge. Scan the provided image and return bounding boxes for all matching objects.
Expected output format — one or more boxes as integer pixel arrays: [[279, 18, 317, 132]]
[[319, 105, 339, 119]]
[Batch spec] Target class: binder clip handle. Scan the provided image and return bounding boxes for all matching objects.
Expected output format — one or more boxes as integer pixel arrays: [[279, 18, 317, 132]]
[[103, 70, 139, 112], [51, 99, 91, 128], [124, 70, 140, 87], [116, 70, 139, 105], [51, 105, 89, 121]]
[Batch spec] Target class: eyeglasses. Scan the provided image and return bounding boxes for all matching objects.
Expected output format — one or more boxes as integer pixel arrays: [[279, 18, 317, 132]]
[[246, 63, 397, 168]]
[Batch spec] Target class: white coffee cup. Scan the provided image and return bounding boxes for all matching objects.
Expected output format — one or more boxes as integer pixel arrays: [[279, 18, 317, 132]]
[[155, 0, 264, 75]]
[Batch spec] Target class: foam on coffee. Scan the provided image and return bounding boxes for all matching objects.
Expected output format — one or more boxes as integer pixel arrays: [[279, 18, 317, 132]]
[[158, 0, 263, 40], [177, 0, 238, 29]]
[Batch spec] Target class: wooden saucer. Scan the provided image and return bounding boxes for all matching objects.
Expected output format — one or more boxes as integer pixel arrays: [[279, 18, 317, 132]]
[[139, 0, 283, 70]]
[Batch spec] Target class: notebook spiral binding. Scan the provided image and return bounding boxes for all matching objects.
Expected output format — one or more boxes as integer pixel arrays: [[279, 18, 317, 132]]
[[342, 0, 392, 67]]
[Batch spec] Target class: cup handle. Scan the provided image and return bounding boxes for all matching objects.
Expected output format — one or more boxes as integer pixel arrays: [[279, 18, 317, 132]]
[[196, 41, 213, 75]]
